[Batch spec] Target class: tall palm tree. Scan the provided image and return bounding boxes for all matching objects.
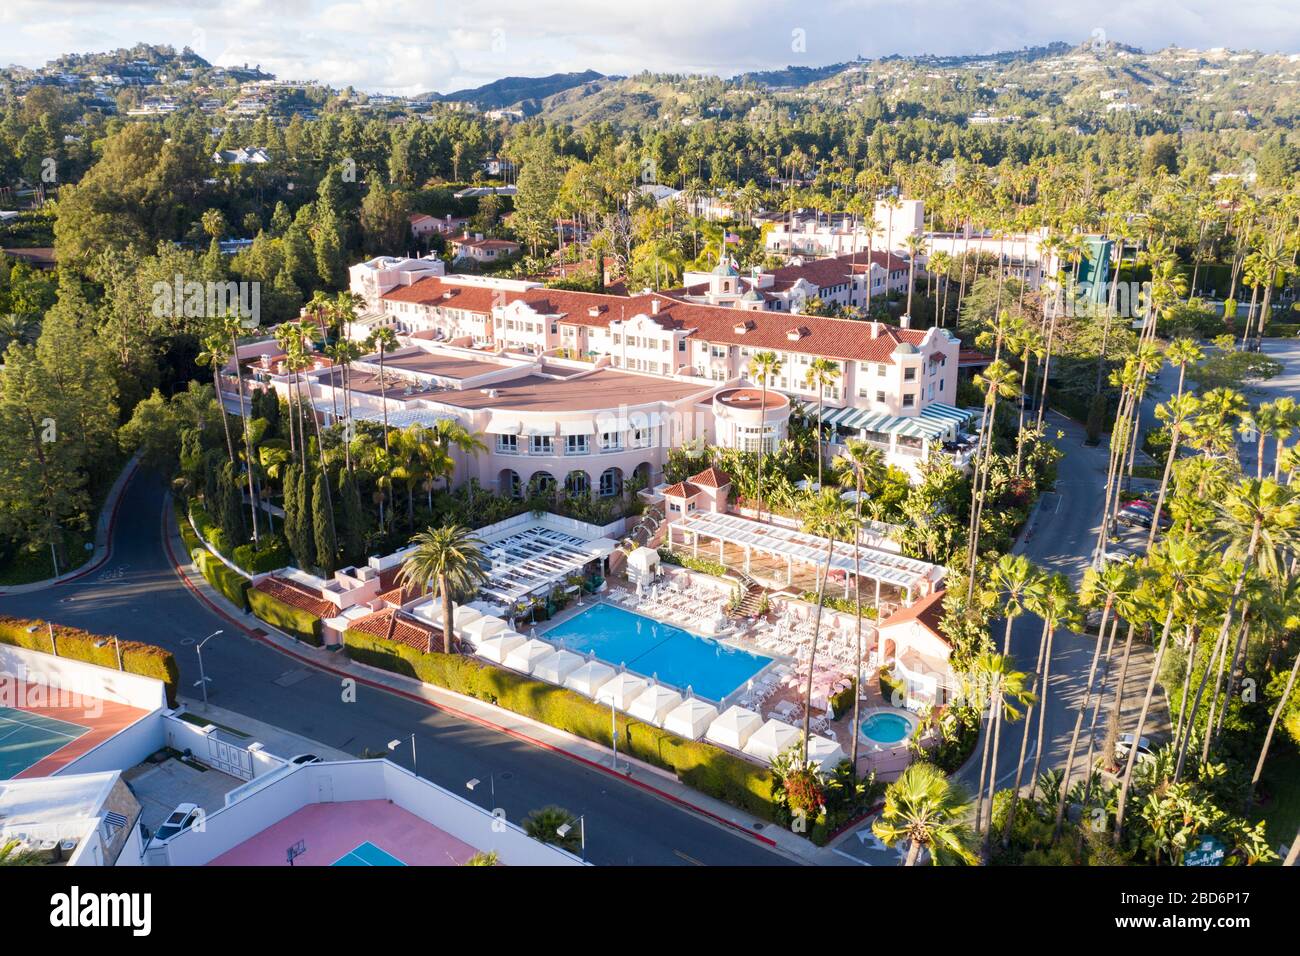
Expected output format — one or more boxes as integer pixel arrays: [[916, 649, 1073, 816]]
[[1114, 540, 1215, 844], [1051, 562, 1133, 840], [872, 762, 977, 866], [747, 351, 782, 522], [396, 525, 489, 654], [966, 358, 1020, 599], [972, 650, 1036, 845], [431, 418, 487, 491], [903, 233, 926, 318], [1147, 392, 1200, 550], [1024, 574, 1081, 800], [800, 490, 853, 759], [196, 329, 237, 469], [1166, 336, 1204, 401], [365, 326, 400, 455], [838, 439, 885, 775], [1251, 639, 1300, 805], [218, 311, 261, 544], [803, 357, 840, 489]]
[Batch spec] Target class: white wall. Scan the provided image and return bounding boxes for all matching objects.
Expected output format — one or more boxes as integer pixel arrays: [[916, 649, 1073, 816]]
[[158, 759, 583, 867], [0, 643, 167, 711]]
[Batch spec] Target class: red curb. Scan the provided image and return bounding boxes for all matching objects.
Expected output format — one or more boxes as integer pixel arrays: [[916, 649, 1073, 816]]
[[159, 503, 781, 851]]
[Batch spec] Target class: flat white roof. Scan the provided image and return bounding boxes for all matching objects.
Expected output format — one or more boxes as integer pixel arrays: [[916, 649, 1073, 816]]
[[477, 524, 616, 606]]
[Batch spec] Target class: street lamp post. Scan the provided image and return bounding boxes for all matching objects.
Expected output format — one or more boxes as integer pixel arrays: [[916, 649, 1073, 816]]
[[195, 630, 224, 704], [388, 733, 418, 777], [466, 775, 495, 808], [556, 815, 586, 861]]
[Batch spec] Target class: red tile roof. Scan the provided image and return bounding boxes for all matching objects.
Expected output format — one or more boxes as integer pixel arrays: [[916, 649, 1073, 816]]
[[688, 467, 730, 489], [878, 589, 949, 645], [663, 481, 701, 498], [349, 607, 445, 653], [252, 576, 335, 619]]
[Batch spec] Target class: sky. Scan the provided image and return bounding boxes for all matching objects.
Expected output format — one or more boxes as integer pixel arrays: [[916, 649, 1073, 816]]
[[1, 0, 1297, 96]]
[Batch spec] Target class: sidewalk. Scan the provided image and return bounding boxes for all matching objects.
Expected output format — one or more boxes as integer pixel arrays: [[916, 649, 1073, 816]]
[[174, 698, 358, 763], [160, 497, 839, 866], [0, 454, 141, 596]]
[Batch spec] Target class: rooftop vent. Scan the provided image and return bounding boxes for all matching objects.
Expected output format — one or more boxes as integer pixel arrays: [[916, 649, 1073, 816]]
[[733, 320, 755, 334], [587, 305, 607, 317], [786, 326, 810, 341]]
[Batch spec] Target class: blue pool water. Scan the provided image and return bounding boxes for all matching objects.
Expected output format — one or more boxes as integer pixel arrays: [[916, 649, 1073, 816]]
[[860, 712, 914, 745], [544, 603, 770, 702]]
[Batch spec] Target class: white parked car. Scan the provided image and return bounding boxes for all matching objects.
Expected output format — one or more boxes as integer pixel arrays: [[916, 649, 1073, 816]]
[[152, 803, 201, 843], [1114, 734, 1154, 765]]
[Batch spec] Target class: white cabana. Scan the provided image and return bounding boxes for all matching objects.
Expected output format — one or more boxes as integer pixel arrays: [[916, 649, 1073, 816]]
[[705, 705, 764, 751], [662, 698, 719, 740], [452, 605, 484, 636], [564, 660, 617, 698], [476, 632, 526, 664], [806, 734, 849, 772], [627, 684, 683, 727], [532, 648, 585, 685], [461, 615, 509, 645], [503, 638, 557, 675], [742, 719, 803, 764], [595, 672, 649, 711], [625, 546, 660, 587]]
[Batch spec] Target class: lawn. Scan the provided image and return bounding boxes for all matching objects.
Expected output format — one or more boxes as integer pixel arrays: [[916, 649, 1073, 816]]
[[1251, 744, 1300, 860]]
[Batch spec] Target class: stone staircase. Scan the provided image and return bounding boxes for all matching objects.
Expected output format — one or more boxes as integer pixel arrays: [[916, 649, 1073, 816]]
[[727, 570, 766, 620]]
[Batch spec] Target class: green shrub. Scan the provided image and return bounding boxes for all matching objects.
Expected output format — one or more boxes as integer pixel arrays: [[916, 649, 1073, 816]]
[[830, 683, 856, 719], [249, 586, 323, 645], [232, 534, 290, 574], [796, 592, 878, 619], [0, 615, 180, 707], [176, 503, 202, 554], [194, 549, 251, 612], [343, 628, 775, 819], [879, 667, 905, 707]]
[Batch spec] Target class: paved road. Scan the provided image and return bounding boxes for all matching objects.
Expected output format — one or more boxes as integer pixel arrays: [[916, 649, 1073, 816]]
[[1, 470, 791, 867]]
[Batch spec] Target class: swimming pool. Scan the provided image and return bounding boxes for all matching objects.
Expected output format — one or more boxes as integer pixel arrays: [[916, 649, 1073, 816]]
[[544, 603, 770, 702], [860, 710, 917, 747]]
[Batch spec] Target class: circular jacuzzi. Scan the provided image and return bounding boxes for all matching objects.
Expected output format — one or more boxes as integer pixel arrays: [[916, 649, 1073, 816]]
[[859, 707, 918, 748]]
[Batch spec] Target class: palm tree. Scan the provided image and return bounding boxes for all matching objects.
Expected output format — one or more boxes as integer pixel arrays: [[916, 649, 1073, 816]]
[[747, 351, 782, 521], [216, 311, 262, 544], [432, 418, 487, 491], [396, 525, 489, 653], [522, 805, 582, 852], [1166, 336, 1204, 401], [872, 762, 977, 866], [1025, 575, 1081, 800], [196, 329, 237, 468], [1147, 392, 1200, 550], [803, 357, 840, 489], [1251, 640, 1300, 805], [1250, 399, 1295, 481], [365, 326, 400, 455], [972, 650, 1036, 845], [966, 358, 1020, 599], [838, 439, 885, 775], [1114, 540, 1215, 844], [800, 490, 853, 759]]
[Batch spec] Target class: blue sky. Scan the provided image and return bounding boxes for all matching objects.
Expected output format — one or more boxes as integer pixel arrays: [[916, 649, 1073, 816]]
[[1, 0, 1296, 95]]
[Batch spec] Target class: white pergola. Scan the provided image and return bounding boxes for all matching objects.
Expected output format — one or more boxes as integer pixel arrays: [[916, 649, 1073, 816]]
[[477, 525, 617, 606], [666, 511, 941, 605]]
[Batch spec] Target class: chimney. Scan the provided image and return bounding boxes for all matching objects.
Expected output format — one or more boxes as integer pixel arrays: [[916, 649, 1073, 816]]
[[651, 299, 661, 315], [900, 313, 911, 329], [871, 321, 880, 339]]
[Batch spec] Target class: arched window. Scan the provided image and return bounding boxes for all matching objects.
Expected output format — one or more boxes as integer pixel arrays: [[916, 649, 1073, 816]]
[[565, 470, 590, 498], [598, 467, 622, 498]]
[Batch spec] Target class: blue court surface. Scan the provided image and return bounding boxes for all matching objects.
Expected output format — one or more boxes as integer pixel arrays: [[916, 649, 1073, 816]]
[[331, 841, 407, 866], [0, 707, 88, 780], [544, 602, 770, 701]]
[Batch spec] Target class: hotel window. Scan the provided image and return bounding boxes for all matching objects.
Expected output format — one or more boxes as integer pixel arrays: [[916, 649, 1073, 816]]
[[599, 468, 621, 498], [530, 435, 553, 455], [939, 379, 945, 392], [496, 435, 519, 454], [904, 367, 917, 381], [876, 391, 886, 403], [565, 434, 589, 456], [711, 345, 727, 359], [629, 427, 651, 448], [902, 393, 915, 407], [877, 364, 887, 376], [599, 431, 623, 451]]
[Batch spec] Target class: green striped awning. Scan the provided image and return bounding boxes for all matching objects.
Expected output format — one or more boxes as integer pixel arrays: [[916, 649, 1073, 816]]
[[824, 401, 972, 442]]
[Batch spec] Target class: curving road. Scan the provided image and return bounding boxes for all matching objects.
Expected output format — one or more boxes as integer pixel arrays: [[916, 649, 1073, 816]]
[[1, 469, 792, 866]]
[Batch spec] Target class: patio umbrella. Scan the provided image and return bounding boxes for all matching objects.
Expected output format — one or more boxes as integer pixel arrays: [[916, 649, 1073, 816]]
[[503, 638, 556, 674], [742, 719, 802, 764], [627, 684, 683, 727], [476, 632, 526, 664], [531, 648, 585, 685], [705, 705, 763, 751], [564, 660, 616, 698], [595, 672, 649, 711], [806, 734, 848, 772], [662, 697, 719, 740]]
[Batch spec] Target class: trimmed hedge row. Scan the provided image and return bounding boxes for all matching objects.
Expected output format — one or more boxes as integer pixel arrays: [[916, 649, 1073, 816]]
[[343, 628, 776, 820], [0, 615, 180, 707], [193, 548, 251, 612], [249, 587, 323, 646]]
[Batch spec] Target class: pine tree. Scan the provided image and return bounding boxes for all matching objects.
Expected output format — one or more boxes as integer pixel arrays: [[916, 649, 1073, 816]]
[[313, 470, 338, 575], [291, 464, 314, 570], [338, 470, 366, 565], [218, 462, 246, 547]]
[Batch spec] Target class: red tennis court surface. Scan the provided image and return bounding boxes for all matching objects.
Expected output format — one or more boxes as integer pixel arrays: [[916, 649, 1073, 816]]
[[208, 799, 480, 866], [5, 676, 152, 779]]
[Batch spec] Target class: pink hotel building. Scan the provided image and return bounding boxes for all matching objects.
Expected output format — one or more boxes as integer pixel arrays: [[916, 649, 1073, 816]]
[[240, 255, 975, 501]]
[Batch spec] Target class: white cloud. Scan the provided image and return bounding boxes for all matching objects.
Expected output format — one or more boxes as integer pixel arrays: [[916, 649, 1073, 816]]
[[0, 0, 1296, 94]]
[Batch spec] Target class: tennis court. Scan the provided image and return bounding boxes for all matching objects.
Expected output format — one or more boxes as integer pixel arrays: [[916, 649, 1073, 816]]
[[0, 706, 89, 779], [331, 841, 406, 866]]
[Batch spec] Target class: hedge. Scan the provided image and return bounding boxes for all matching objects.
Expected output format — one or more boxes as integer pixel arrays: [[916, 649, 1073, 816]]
[[0, 615, 180, 707], [343, 628, 776, 820], [249, 587, 323, 646], [232, 535, 290, 575], [193, 548, 251, 612]]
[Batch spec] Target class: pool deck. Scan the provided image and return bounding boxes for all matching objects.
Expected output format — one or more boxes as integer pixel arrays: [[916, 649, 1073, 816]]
[[3, 676, 153, 779], [208, 799, 480, 866]]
